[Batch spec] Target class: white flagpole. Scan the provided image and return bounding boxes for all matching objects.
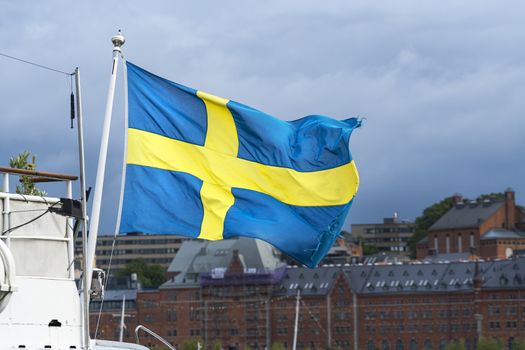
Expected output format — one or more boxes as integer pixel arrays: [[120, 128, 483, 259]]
[[114, 57, 128, 238], [86, 31, 125, 292]]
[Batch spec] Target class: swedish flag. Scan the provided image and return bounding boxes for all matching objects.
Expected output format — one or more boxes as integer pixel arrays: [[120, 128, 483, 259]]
[[119, 62, 360, 268]]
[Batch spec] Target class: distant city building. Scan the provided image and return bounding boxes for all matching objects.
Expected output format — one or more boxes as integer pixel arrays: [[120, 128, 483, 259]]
[[75, 232, 186, 273], [351, 213, 415, 255], [417, 189, 525, 259], [140, 237, 284, 349], [90, 286, 139, 341], [284, 237, 363, 266], [93, 238, 525, 350]]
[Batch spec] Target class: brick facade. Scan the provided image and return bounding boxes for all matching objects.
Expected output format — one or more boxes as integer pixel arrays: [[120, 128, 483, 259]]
[[417, 190, 525, 260], [94, 257, 525, 350]]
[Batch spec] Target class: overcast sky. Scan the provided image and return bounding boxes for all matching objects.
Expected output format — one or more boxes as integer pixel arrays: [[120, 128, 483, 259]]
[[1, 1, 524, 235]]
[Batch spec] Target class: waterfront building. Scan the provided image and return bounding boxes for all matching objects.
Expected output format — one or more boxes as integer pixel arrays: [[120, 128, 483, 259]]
[[351, 213, 415, 255], [93, 238, 525, 350], [417, 189, 525, 259], [76, 232, 186, 273]]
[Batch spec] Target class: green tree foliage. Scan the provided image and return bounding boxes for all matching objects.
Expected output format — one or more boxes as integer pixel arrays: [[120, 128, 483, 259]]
[[271, 342, 286, 350], [9, 150, 46, 196], [444, 339, 466, 350], [476, 192, 524, 211], [477, 337, 503, 350], [407, 196, 455, 257], [179, 339, 203, 350], [512, 338, 525, 350], [116, 258, 165, 288], [476, 192, 505, 202], [442, 337, 525, 350], [211, 340, 222, 350], [357, 237, 380, 256]]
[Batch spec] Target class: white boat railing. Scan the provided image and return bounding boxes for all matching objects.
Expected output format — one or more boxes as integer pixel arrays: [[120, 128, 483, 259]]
[[0, 167, 78, 280], [135, 325, 176, 350]]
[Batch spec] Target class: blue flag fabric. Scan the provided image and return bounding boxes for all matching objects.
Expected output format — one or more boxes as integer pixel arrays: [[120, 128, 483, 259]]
[[119, 62, 360, 268]]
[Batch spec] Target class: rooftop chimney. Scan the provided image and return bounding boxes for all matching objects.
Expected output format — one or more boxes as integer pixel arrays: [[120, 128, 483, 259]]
[[452, 193, 463, 206], [504, 188, 516, 229]]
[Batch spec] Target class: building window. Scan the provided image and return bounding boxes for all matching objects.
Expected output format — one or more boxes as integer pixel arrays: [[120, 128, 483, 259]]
[[277, 328, 288, 335], [489, 321, 500, 329], [395, 339, 404, 350], [489, 306, 500, 316], [505, 320, 517, 329], [368, 341, 376, 350], [189, 310, 200, 321], [506, 306, 517, 316], [381, 340, 390, 350], [167, 310, 177, 322]]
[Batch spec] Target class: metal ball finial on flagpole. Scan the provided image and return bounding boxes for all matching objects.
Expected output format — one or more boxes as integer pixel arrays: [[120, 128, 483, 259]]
[[112, 30, 126, 52]]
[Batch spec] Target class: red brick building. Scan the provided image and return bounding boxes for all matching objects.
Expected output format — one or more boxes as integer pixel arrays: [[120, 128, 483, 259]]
[[93, 239, 525, 350], [416, 189, 525, 260], [90, 289, 139, 343]]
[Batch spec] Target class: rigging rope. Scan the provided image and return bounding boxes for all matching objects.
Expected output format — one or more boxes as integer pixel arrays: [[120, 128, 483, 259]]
[[94, 233, 118, 339], [0, 52, 72, 75], [1, 200, 61, 236]]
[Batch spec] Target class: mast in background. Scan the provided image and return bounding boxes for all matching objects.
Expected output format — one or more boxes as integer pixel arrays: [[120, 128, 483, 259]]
[[292, 288, 301, 350], [74, 67, 91, 350], [119, 295, 126, 342]]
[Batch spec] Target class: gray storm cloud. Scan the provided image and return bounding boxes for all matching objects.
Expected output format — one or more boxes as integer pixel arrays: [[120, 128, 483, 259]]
[[0, 0, 524, 234]]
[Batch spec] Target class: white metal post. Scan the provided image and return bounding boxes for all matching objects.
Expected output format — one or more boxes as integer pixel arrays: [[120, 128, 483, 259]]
[[2, 174, 10, 247], [292, 288, 300, 350], [66, 180, 74, 279], [74, 67, 91, 350], [119, 295, 126, 342], [86, 31, 125, 291]]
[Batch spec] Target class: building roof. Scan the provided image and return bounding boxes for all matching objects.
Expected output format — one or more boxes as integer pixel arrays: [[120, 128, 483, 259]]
[[429, 200, 504, 231], [350, 262, 474, 294], [480, 258, 525, 289], [481, 228, 525, 240], [274, 265, 341, 297], [162, 237, 284, 289], [362, 253, 409, 265], [422, 252, 472, 263], [273, 256, 525, 296], [103, 288, 138, 302]]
